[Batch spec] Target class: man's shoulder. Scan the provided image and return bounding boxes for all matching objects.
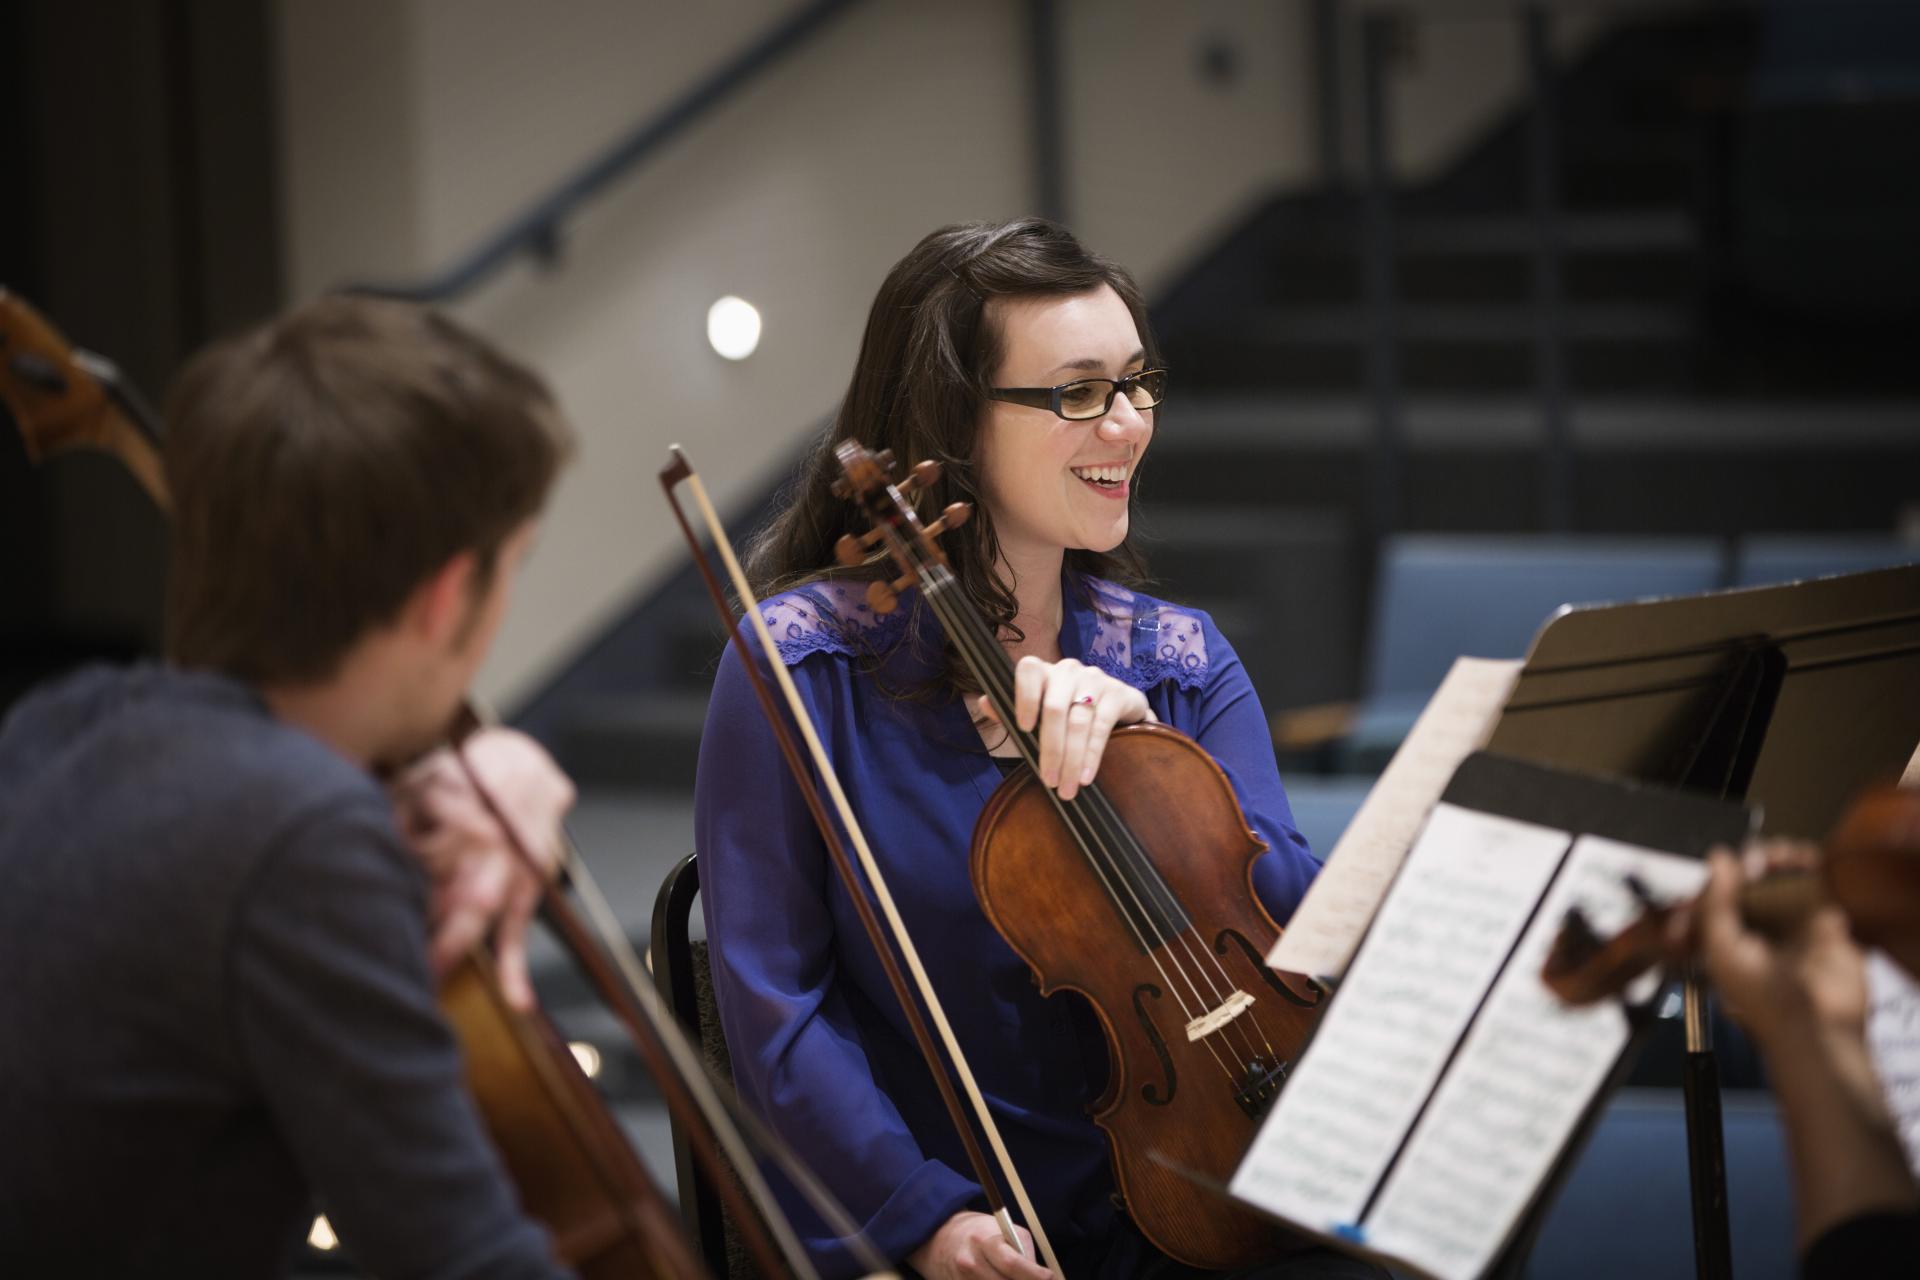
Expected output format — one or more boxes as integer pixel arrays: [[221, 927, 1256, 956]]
[[1, 663, 387, 863]]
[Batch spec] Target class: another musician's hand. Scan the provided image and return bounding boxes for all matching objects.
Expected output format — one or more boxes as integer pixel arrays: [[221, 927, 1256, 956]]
[[1693, 842, 1866, 1047], [390, 728, 575, 1011], [976, 657, 1154, 800], [908, 1211, 1049, 1280]]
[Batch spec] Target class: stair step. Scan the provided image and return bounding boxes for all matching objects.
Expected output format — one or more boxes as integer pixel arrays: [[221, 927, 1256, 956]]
[[1233, 302, 1693, 345], [554, 690, 712, 791]]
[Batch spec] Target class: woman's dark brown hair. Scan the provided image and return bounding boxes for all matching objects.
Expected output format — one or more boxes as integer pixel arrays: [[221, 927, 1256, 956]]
[[744, 217, 1157, 688], [164, 295, 572, 685]]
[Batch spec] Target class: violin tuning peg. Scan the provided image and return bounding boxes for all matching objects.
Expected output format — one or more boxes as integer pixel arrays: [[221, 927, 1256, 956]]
[[830, 477, 852, 500], [875, 449, 896, 476], [923, 502, 972, 538], [865, 578, 898, 615], [899, 459, 941, 494], [834, 534, 868, 567]]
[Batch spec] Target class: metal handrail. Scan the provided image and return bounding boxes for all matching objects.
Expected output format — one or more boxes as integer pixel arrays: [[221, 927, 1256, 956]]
[[349, 0, 866, 303]]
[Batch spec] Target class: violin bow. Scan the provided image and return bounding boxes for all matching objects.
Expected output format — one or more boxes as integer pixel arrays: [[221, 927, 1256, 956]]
[[662, 445, 1064, 1276], [447, 717, 898, 1279]]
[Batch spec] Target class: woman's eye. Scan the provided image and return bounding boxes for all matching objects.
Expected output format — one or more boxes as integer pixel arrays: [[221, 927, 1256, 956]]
[[1060, 383, 1104, 412]]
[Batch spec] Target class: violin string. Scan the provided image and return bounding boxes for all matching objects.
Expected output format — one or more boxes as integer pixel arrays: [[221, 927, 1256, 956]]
[[1069, 786, 1276, 1072], [918, 563, 1242, 1088], [920, 550, 1277, 1079], [916, 555, 1271, 1071], [927, 579, 1241, 1090], [1069, 785, 1283, 1071], [925, 575, 1201, 985]]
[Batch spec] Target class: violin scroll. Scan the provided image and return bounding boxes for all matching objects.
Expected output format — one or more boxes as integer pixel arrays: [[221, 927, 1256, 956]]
[[0, 289, 168, 509]]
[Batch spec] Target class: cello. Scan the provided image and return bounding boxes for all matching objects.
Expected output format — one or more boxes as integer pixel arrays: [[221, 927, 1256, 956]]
[[828, 441, 1325, 1270], [0, 289, 893, 1278]]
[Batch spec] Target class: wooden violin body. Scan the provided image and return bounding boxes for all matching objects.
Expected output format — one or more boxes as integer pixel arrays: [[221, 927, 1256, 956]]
[[974, 723, 1322, 1270], [1544, 783, 1920, 1005]]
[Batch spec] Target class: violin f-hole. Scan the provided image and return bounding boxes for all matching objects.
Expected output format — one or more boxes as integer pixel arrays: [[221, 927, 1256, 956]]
[[1132, 983, 1177, 1106], [1215, 928, 1321, 1008]]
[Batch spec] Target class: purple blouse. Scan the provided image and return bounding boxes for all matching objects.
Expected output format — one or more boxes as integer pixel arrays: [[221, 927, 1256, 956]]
[[694, 573, 1319, 1277]]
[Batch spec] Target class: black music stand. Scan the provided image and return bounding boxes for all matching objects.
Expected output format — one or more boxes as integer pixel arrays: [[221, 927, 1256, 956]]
[[1482, 563, 1920, 1280]]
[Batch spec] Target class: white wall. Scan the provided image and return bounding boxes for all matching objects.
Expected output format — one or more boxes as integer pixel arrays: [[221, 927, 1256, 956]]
[[277, 0, 1587, 707], [279, 0, 1334, 706], [1062, 0, 1318, 291]]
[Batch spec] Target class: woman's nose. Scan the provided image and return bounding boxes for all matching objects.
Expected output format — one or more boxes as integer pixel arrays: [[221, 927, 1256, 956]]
[[1098, 395, 1151, 442]]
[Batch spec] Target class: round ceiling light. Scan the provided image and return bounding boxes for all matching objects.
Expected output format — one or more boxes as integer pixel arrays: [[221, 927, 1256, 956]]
[[707, 295, 762, 361]]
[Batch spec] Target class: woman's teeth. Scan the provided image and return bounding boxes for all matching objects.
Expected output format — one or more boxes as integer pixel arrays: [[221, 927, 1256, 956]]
[[1071, 464, 1127, 486]]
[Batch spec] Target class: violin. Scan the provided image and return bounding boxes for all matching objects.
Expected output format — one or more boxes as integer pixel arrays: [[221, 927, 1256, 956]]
[[1542, 784, 1920, 1007], [831, 442, 1324, 1271], [0, 289, 827, 1279]]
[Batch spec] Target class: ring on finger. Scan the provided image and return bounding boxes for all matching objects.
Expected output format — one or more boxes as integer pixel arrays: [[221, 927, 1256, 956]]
[[1070, 693, 1097, 712]]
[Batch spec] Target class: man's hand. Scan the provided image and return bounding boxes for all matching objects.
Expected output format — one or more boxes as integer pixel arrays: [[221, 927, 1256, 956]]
[[390, 728, 575, 1011], [907, 1211, 1049, 1280]]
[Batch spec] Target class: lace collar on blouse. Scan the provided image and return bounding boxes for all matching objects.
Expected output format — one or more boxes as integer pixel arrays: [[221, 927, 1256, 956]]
[[755, 574, 1210, 692]]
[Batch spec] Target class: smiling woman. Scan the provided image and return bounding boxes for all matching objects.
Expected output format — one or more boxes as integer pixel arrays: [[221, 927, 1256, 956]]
[[693, 219, 1378, 1280]]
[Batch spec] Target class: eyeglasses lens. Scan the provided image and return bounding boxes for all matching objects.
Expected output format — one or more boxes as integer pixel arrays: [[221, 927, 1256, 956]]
[[1060, 370, 1165, 420], [1126, 370, 1166, 409], [1058, 382, 1107, 419]]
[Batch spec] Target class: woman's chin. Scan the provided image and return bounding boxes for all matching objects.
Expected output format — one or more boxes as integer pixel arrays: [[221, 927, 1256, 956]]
[[1075, 519, 1130, 556]]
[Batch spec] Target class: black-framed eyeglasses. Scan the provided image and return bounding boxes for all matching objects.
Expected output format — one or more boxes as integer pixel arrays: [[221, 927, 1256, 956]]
[[987, 368, 1168, 422]]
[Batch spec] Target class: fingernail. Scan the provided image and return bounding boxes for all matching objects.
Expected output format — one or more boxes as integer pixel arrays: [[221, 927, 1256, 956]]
[[1080, 763, 1096, 785]]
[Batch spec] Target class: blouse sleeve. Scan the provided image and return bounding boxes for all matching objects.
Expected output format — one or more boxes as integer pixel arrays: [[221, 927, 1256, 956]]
[[694, 641, 981, 1276], [1182, 616, 1321, 923]]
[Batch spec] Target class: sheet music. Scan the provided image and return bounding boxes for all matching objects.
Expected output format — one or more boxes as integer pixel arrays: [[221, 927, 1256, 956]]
[[1270, 659, 1522, 980], [1363, 835, 1709, 1280], [1867, 952, 1920, 1175], [1231, 805, 1567, 1234]]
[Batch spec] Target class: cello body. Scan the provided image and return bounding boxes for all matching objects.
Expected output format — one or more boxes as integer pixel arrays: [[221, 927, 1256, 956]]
[[972, 723, 1323, 1270], [442, 957, 707, 1278]]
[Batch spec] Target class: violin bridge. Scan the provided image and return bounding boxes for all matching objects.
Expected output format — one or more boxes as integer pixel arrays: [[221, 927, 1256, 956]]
[[1185, 989, 1254, 1042]]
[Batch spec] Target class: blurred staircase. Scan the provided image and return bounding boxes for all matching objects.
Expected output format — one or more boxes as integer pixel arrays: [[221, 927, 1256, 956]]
[[520, 0, 1920, 1128], [526, 4, 1918, 792]]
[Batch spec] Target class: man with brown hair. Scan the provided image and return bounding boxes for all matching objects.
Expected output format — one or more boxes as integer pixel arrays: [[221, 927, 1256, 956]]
[[0, 296, 578, 1277]]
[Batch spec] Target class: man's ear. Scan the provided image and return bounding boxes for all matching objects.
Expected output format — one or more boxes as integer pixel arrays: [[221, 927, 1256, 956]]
[[405, 550, 482, 646]]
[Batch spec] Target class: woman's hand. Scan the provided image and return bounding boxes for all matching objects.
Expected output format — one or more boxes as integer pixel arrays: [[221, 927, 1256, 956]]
[[976, 656, 1154, 801], [907, 1211, 1049, 1280], [389, 728, 575, 1011]]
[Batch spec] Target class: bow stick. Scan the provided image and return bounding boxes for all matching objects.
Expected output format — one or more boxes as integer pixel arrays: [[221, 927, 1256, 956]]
[[446, 716, 897, 1278], [661, 446, 1063, 1275]]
